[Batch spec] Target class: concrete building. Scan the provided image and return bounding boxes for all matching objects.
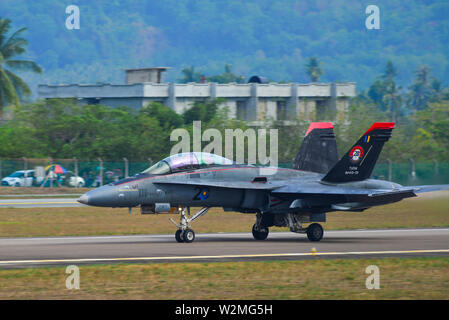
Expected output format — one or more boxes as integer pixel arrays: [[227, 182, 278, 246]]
[[38, 68, 356, 123], [125, 67, 169, 84]]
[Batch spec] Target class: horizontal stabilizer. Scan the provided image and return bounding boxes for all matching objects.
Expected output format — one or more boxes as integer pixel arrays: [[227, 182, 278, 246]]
[[272, 183, 417, 203], [410, 184, 449, 193]]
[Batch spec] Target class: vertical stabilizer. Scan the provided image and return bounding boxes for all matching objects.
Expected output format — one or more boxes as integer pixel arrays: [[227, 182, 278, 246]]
[[322, 122, 395, 183], [293, 122, 339, 174]]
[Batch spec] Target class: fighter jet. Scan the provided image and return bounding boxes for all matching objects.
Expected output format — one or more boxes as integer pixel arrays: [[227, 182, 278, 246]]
[[78, 122, 449, 243]]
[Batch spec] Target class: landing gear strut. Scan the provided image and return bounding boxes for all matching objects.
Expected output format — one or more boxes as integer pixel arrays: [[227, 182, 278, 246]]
[[283, 213, 324, 242], [170, 206, 209, 243]]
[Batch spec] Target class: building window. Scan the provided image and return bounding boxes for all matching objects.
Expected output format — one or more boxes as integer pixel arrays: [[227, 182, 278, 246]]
[[276, 101, 287, 120], [236, 101, 246, 120]]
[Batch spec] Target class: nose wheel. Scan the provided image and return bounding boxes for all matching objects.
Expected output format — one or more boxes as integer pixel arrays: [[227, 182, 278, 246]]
[[175, 229, 183, 243], [183, 228, 195, 243], [175, 228, 195, 243], [170, 207, 208, 243]]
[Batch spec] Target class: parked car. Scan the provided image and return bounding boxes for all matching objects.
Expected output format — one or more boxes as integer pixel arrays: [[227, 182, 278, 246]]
[[63, 171, 85, 188], [1, 170, 42, 187], [40, 171, 85, 188]]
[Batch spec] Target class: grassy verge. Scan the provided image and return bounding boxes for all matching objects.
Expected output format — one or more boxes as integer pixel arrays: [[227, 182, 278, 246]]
[[0, 187, 90, 195], [0, 257, 448, 299], [0, 195, 82, 199], [0, 190, 448, 238]]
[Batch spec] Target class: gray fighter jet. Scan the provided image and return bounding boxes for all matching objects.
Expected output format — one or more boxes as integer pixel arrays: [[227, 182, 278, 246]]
[[78, 122, 449, 243]]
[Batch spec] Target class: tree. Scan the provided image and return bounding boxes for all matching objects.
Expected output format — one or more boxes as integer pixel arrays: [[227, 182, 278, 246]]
[[207, 64, 245, 83], [140, 102, 183, 129], [305, 57, 323, 82], [179, 65, 202, 83], [182, 99, 221, 124], [0, 18, 42, 116], [382, 60, 398, 80], [382, 82, 402, 122], [409, 66, 433, 110], [368, 60, 404, 120], [410, 100, 449, 161]]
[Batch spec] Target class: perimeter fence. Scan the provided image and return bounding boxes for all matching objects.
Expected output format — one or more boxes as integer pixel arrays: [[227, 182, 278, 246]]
[[0, 157, 448, 188]]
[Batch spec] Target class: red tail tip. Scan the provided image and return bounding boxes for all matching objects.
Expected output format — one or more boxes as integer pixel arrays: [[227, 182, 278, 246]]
[[305, 122, 334, 136], [364, 122, 395, 135]]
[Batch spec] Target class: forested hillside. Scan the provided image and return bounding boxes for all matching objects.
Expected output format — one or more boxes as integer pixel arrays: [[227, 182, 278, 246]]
[[2, 0, 448, 93]]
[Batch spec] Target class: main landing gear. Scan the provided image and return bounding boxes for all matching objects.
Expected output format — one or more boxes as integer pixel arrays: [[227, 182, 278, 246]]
[[306, 223, 324, 242], [252, 223, 269, 240], [252, 213, 324, 242], [252, 213, 269, 240], [170, 206, 209, 243]]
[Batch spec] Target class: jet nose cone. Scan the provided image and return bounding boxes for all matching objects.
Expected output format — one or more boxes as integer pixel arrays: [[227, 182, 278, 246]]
[[78, 194, 89, 205]]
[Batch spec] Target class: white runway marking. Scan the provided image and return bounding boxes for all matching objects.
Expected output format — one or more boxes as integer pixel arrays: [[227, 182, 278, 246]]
[[1, 249, 448, 266], [1, 228, 448, 267]]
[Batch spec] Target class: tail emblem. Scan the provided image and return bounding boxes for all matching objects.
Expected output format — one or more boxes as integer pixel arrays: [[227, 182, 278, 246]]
[[349, 146, 364, 163]]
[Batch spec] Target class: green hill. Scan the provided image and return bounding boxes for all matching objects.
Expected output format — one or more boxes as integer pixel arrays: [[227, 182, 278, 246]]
[[2, 0, 448, 93]]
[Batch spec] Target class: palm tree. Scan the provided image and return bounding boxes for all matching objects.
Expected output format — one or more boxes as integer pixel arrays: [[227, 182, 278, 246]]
[[305, 57, 324, 82], [0, 18, 42, 116]]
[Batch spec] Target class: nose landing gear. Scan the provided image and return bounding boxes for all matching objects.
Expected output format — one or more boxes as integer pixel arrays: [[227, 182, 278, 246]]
[[170, 206, 209, 243]]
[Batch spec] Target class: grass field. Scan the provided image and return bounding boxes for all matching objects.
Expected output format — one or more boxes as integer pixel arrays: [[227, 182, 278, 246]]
[[0, 257, 448, 299], [0, 186, 89, 195], [0, 189, 448, 300], [0, 190, 448, 238]]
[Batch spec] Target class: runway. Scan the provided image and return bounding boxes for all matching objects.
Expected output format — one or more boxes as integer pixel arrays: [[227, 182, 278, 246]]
[[1, 228, 449, 268], [0, 198, 84, 208]]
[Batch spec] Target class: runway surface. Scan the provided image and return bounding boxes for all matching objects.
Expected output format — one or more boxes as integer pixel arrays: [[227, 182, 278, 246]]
[[0, 198, 84, 208], [1, 228, 449, 268]]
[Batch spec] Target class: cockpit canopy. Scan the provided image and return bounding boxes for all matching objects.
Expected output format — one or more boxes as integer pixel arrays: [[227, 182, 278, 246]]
[[142, 152, 233, 175]]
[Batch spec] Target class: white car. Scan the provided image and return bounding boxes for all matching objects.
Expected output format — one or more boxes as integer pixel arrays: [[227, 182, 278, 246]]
[[1, 170, 38, 187], [63, 171, 85, 188]]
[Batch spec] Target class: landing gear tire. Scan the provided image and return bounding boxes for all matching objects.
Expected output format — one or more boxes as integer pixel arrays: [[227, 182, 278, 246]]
[[170, 207, 209, 243], [307, 223, 323, 242], [252, 224, 269, 240], [183, 228, 195, 243], [175, 229, 183, 243]]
